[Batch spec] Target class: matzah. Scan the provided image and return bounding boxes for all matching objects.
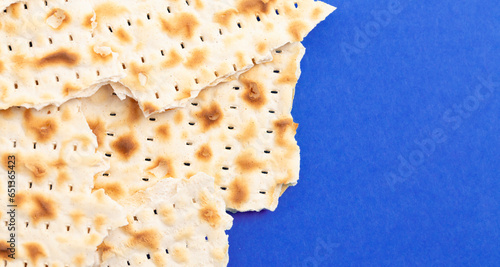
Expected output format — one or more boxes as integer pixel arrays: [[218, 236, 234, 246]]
[[91, 0, 334, 114], [0, 0, 124, 110], [98, 173, 233, 267], [80, 42, 304, 212], [0, 101, 127, 266]]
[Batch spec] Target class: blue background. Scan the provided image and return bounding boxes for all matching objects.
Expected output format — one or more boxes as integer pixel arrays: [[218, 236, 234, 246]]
[[229, 0, 500, 266]]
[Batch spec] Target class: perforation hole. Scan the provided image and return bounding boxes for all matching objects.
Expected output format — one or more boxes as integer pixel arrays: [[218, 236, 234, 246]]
[[256, 15, 261, 21], [222, 166, 229, 170], [75, 72, 79, 79], [141, 56, 145, 63], [87, 227, 91, 234], [149, 117, 156, 121], [35, 80, 39, 86], [273, 70, 280, 73], [186, 142, 192, 146], [191, 102, 198, 106], [127, 261, 131, 266], [267, 130, 273, 133], [161, 50, 165, 56], [205, 236, 208, 241], [122, 63, 127, 69], [33, 142, 37, 149], [259, 191, 266, 194], [294, 2, 298, 8], [110, 112, 116, 116], [165, 249, 169, 254], [147, 138, 154, 141], [184, 162, 191, 166], [153, 209, 157, 214], [220, 187, 227, 191], [96, 70, 100, 76], [233, 64, 237, 71], [53, 143, 57, 150], [225, 146, 231, 150], [271, 90, 278, 94], [25, 222, 29, 228], [69, 185, 73, 191], [105, 153, 112, 157], [186, 0, 190, 5], [214, 71, 219, 77], [180, 42, 185, 49], [48, 38, 53, 44], [167, 6, 171, 13], [69, 35, 73, 41], [276, 50, 282, 53], [233, 86, 240, 90], [24, 3, 27, 9], [66, 225, 70, 231], [108, 26, 113, 33], [55, 76, 60, 82], [147, 13, 151, 20], [8, 45, 12, 51], [29, 182, 32, 188], [145, 158, 152, 162], [230, 106, 237, 109], [237, 22, 242, 28], [133, 216, 138, 221], [49, 184, 53, 190], [44, 1, 48, 6], [188, 122, 195, 126], [73, 144, 77, 151], [127, 19, 131, 26], [261, 171, 268, 174], [269, 110, 275, 114], [264, 150, 271, 154], [228, 126, 234, 130], [200, 36, 204, 42], [275, 9, 280, 14], [14, 83, 18, 89], [219, 28, 223, 35], [45, 223, 50, 230], [107, 133, 114, 136], [175, 85, 179, 91], [142, 178, 149, 181], [29, 41, 33, 47], [155, 92, 160, 99], [103, 173, 109, 177], [252, 58, 257, 65], [194, 78, 199, 84]]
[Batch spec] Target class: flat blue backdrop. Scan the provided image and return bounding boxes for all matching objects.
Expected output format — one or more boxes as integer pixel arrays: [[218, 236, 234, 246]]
[[228, 0, 500, 266]]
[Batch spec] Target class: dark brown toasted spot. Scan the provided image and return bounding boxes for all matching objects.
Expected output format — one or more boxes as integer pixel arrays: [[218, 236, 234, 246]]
[[23, 242, 47, 265], [162, 49, 183, 68], [213, 9, 237, 27], [129, 229, 160, 250], [83, 13, 94, 29], [126, 98, 142, 123], [63, 83, 80, 97], [195, 103, 224, 131], [199, 204, 220, 227], [257, 42, 268, 54], [23, 110, 58, 142], [0, 240, 11, 261], [236, 121, 257, 142], [195, 144, 212, 162], [142, 101, 159, 114], [237, 0, 277, 15], [36, 49, 80, 68], [25, 162, 48, 183], [228, 177, 250, 207], [110, 133, 140, 160], [95, 182, 125, 200], [311, 7, 323, 20], [273, 117, 297, 146], [241, 78, 266, 109], [97, 242, 113, 261], [155, 124, 170, 141], [6, 3, 22, 19], [30, 194, 58, 224], [57, 171, 70, 185], [94, 3, 129, 24], [184, 47, 208, 69], [15, 192, 25, 207], [173, 111, 184, 124], [160, 12, 200, 39], [46, 8, 71, 30], [116, 27, 132, 43], [87, 119, 106, 146], [288, 20, 308, 42], [235, 150, 263, 172]]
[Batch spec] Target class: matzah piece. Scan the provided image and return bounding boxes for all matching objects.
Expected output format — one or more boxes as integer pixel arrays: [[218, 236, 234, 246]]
[[91, 0, 334, 114], [0, 101, 127, 266], [98, 173, 233, 267], [0, 1, 18, 10], [80, 42, 304, 212], [0, 0, 124, 110]]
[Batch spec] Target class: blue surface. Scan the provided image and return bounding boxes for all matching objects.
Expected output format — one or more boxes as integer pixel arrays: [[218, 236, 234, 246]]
[[228, 1, 500, 266]]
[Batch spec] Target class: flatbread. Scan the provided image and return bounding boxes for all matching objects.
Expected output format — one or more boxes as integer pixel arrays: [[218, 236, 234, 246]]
[[0, 101, 127, 266], [91, 0, 334, 114], [80, 42, 304, 212], [0, 0, 124, 110], [98, 173, 233, 267]]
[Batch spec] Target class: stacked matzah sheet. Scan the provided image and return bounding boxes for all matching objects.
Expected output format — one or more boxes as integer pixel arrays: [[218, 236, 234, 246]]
[[0, 0, 335, 266]]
